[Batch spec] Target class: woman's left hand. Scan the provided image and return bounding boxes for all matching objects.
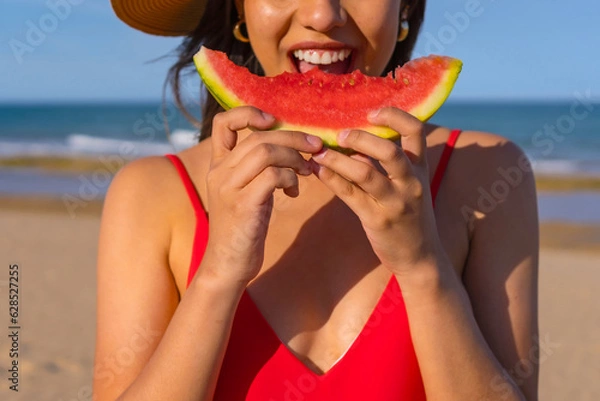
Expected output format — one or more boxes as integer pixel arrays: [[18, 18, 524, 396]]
[[310, 107, 444, 276]]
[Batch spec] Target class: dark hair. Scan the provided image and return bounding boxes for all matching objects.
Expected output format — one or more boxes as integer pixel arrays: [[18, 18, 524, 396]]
[[166, 0, 426, 142]]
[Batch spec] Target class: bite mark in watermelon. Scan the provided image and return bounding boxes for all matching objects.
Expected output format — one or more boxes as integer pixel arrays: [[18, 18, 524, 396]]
[[193, 46, 462, 149]]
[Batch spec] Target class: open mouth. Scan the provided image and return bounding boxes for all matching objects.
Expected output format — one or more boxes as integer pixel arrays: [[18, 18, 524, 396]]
[[290, 49, 354, 75]]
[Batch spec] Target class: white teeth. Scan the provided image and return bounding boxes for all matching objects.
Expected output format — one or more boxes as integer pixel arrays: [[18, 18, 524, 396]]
[[293, 49, 352, 65]]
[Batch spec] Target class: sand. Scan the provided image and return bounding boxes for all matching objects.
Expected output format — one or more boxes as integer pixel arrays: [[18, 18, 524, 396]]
[[0, 196, 598, 401]]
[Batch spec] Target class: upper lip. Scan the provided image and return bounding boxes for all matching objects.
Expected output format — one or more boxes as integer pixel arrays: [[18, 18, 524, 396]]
[[288, 41, 354, 55]]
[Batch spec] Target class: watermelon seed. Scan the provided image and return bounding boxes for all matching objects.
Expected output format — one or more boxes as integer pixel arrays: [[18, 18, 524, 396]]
[[349, 79, 355, 86], [403, 78, 410, 85]]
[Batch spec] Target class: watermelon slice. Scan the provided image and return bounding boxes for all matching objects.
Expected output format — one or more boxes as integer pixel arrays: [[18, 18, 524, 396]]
[[193, 46, 462, 149]]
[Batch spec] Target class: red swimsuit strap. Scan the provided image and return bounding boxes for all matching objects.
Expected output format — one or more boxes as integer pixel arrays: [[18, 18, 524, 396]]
[[430, 129, 461, 205], [165, 154, 209, 287], [164, 154, 205, 215]]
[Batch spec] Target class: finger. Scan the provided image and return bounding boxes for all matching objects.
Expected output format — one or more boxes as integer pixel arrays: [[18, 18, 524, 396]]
[[311, 148, 393, 199], [349, 153, 388, 176], [210, 106, 277, 162], [243, 166, 300, 203], [228, 129, 322, 167], [229, 143, 312, 189], [367, 107, 426, 166], [310, 159, 374, 217], [336, 129, 412, 180]]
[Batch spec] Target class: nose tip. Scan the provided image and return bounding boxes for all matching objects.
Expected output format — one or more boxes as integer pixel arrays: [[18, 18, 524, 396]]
[[297, 0, 347, 33]]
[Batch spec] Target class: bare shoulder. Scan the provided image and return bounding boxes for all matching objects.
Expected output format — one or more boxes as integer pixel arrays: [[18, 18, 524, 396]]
[[104, 136, 213, 217], [108, 154, 181, 197], [443, 129, 538, 236], [454, 129, 530, 166], [446, 129, 535, 200], [104, 155, 186, 225]]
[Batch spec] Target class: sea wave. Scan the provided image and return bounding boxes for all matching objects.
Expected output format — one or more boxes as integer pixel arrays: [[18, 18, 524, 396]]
[[1, 131, 600, 177], [0, 129, 199, 158], [531, 159, 600, 176]]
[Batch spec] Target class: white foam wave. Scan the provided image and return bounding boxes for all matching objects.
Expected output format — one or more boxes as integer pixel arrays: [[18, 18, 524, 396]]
[[531, 159, 581, 175], [0, 130, 200, 158], [2, 133, 599, 178], [0, 140, 71, 157], [531, 159, 600, 176], [66, 134, 171, 156], [168, 129, 199, 151]]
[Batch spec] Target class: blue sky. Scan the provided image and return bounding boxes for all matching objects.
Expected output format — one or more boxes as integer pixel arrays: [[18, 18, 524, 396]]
[[0, 0, 598, 102]]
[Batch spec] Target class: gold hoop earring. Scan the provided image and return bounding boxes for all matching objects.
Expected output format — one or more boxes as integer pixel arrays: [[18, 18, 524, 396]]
[[233, 18, 250, 43], [398, 20, 409, 42]]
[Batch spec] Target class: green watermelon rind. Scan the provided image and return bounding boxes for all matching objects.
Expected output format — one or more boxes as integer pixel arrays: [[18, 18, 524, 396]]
[[409, 58, 463, 121], [194, 48, 245, 110], [270, 123, 398, 150], [193, 46, 462, 150]]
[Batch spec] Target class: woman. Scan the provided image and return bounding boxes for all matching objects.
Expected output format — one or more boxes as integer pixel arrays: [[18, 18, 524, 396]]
[[94, 0, 539, 400]]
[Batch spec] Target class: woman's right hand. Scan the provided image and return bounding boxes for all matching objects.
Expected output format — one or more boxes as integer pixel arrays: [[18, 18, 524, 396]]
[[199, 106, 323, 285]]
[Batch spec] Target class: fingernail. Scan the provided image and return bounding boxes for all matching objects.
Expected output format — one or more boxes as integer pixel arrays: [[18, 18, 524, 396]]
[[262, 111, 275, 121], [338, 129, 350, 143], [312, 148, 326, 160], [306, 135, 322, 147], [368, 109, 380, 120]]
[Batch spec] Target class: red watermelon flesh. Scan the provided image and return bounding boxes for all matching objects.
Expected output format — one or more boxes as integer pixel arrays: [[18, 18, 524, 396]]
[[193, 46, 462, 148]]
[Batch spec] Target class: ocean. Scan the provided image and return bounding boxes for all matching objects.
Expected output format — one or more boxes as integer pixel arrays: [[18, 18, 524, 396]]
[[1, 101, 600, 223], [1, 100, 599, 175]]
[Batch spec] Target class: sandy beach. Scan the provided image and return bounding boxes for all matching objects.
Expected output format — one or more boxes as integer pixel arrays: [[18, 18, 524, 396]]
[[0, 195, 598, 401]]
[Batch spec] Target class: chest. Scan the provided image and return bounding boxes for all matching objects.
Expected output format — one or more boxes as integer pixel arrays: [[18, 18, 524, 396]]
[[211, 273, 427, 400], [168, 175, 470, 375]]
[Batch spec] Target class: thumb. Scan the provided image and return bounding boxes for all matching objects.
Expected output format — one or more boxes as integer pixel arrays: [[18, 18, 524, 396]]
[[368, 107, 426, 166]]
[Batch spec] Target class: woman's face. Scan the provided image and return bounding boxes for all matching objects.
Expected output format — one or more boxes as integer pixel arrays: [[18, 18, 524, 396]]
[[242, 0, 402, 77]]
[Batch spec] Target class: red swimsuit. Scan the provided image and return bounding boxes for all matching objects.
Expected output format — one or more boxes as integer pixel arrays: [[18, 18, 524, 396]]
[[165, 129, 461, 400]]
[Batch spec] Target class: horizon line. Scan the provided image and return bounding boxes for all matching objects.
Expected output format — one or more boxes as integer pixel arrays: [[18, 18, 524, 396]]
[[1, 97, 598, 106]]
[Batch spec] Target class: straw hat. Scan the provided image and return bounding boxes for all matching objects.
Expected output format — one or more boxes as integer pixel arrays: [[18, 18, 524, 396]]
[[111, 0, 208, 36]]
